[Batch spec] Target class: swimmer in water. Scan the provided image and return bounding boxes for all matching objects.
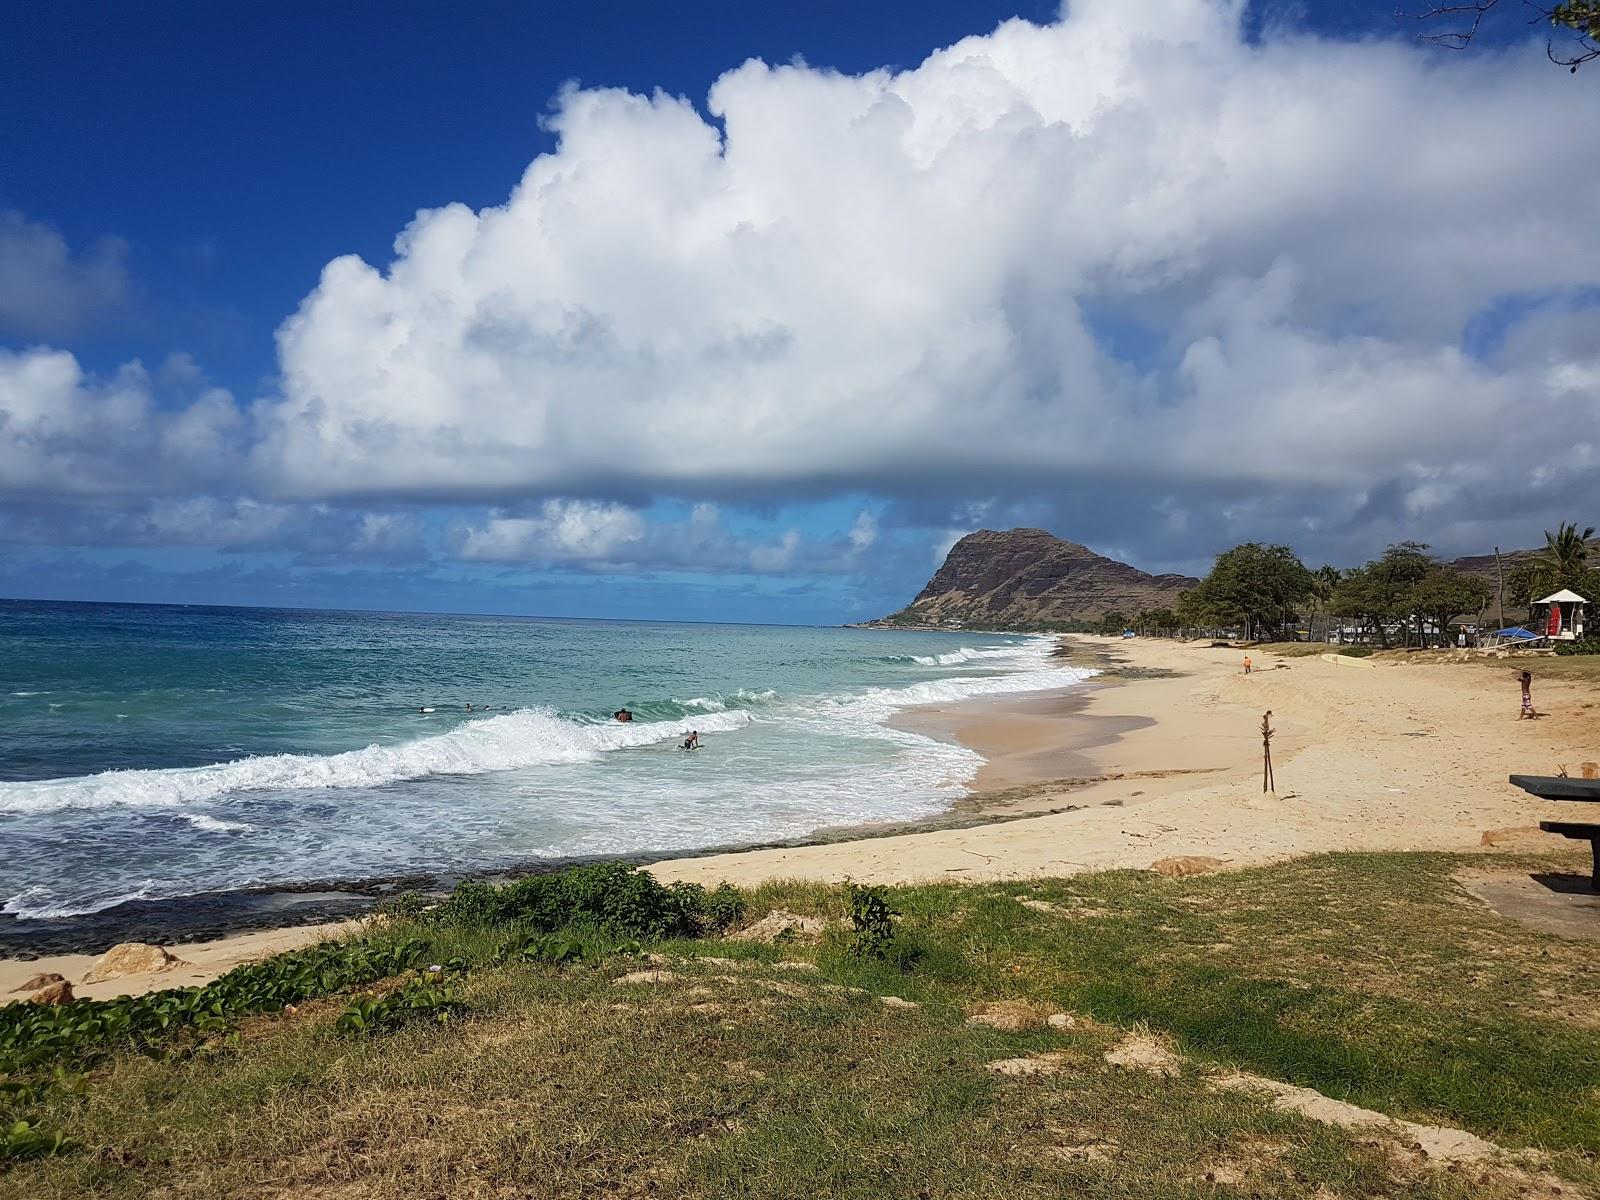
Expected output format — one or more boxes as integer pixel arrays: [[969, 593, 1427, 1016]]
[[419, 706, 436, 713], [682, 730, 700, 750], [614, 707, 634, 722]]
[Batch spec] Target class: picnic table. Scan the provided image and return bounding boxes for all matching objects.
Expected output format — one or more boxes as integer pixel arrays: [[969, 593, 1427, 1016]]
[[1509, 774, 1600, 891]]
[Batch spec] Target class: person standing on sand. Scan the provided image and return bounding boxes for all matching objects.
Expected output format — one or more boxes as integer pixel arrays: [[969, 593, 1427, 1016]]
[[1243, 654, 1252, 675], [1516, 670, 1539, 719]]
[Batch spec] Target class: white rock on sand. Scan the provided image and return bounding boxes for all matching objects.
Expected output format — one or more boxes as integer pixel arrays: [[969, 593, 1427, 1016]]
[[81, 942, 190, 984]]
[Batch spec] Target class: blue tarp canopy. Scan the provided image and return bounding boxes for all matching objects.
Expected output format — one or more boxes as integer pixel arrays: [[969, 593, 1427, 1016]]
[[1489, 627, 1539, 640]]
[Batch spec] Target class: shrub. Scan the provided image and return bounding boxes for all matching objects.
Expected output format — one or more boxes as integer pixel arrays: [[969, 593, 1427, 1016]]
[[0, 936, 429, 1076], [334, 975, 464, 1037], [433, 862, 744, 939], [845, 881, 899, 961], [373, 890, 432, 921], [702, 883, 746, 933], [498, 933, 588, 966], [2, 1119, 71, 1161], [1555, 635, 1600, 656]]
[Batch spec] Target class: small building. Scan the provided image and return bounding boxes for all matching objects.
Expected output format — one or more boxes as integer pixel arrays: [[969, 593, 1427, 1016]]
[[1534, 589, 1588, 641]]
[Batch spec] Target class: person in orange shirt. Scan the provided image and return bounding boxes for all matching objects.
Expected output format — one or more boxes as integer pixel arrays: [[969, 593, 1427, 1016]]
[[1243, 654, 1252, 675]]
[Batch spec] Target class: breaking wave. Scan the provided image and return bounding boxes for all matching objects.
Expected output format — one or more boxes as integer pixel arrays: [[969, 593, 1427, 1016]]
[[0, 707, 753, 816]]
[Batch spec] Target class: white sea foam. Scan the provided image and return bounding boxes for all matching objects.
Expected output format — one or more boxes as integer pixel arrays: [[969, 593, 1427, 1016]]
[[3, 881, 161, 920], [872, 638, 1091, 711], [681, 696, 727, 711], [178, 812, 255, 834], [0, 706, 753, 816], [910, 644, 1030, 666]]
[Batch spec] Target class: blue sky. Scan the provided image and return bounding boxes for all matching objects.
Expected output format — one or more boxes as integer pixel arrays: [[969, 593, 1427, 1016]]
[[2, 0, 1596, 622]]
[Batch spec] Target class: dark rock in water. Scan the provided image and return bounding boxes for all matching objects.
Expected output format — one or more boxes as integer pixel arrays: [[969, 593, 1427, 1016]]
[[870, 528, 1196, 628]]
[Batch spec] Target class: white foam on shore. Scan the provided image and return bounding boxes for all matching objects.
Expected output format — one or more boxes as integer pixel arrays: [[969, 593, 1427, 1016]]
[[3, 881, 161, 921]]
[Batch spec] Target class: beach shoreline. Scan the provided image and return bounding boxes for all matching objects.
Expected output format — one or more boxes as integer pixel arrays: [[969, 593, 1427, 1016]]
[[8, 636, 1594, 997]]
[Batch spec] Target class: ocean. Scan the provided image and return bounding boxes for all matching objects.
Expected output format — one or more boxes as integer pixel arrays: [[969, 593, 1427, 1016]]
[[0, 600, 1093, 925]]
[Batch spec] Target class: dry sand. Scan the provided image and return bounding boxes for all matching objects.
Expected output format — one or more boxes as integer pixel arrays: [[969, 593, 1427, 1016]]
[[0, 920, 361, 1002], [651, 637, 1596, 887]]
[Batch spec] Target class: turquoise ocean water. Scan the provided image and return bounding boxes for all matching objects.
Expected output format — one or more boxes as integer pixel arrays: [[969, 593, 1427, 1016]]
[[0, 600, 1093, 921]]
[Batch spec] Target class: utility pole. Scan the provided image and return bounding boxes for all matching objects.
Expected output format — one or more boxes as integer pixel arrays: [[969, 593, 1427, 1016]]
[[1494, 546, 1505, 631]]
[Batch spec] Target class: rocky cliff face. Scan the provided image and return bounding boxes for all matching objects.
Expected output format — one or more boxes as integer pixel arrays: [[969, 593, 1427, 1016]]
[[875, 528, 1197, 628]]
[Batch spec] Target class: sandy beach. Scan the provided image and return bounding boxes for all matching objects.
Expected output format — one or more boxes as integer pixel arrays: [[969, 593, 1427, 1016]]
[[653, 637, 1595, 886], [0, 921, 360, 1003], [6, 636, 1593, 1000]]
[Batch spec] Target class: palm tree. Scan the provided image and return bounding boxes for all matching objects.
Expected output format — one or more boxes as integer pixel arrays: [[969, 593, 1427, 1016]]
[[1306, 565, 1342, 641], [1538, 522, 1596, 581]]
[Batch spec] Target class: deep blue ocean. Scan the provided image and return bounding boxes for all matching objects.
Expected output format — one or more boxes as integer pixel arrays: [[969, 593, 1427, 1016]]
[[0, 600, 1092, 920]]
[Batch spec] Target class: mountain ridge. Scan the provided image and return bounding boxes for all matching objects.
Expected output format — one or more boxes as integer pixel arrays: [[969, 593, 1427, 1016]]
[[866, 527, 1197, 629]]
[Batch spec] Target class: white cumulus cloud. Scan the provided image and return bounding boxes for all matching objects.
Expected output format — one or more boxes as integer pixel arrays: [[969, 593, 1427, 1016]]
[[5, 0, 1599, 570]]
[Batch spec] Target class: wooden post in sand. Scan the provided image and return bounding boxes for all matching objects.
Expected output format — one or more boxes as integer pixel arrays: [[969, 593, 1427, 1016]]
[[1261, 710, 1275, 794]]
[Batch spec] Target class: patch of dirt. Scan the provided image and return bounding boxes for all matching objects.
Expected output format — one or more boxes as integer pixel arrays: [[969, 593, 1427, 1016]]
[[1149, 855, 1228, 878], [966, 999, 1055, 1030], [879, 995, 919, 1009], [722, 1059, 766, 1081], [613, 970, 680, 986], [1102, 1032, 1182, 1077], [1040, 1127, 1120, 1164], [1187, 1136, 1292, 1188], [772, 960, 818, 972], [986, 1052, 1065, 1077], [751, 977, 811, 998], [1213, 1071, 1496, 1163], [727, 909, 834, 943]]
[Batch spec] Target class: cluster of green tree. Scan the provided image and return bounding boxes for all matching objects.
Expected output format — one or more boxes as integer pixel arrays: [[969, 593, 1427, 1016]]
[[1504, 523, 1600, 608], [1135, 522, 1592, 648], [1170, 543, 1314, 641], [1094, 609, 1180, 636], [1323, 542, 1491, 648]]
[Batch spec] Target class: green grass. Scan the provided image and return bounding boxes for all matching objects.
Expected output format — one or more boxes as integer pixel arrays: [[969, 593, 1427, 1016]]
[[3, 852, 1597, 1199]]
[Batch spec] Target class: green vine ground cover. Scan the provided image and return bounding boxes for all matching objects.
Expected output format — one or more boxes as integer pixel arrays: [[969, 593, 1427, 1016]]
[[2, 851, 1596, 1199]]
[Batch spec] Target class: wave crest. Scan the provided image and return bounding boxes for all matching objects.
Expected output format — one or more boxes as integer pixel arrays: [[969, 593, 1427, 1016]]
[[0, 707, 752, 816]]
